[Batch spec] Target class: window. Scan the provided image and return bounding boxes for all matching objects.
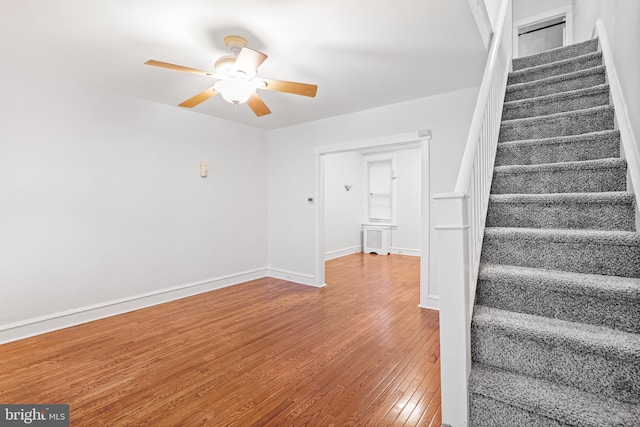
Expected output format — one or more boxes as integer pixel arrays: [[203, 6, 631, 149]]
[[364, 155, 396, 224]]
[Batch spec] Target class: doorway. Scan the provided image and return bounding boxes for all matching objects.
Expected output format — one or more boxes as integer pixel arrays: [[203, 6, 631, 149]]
[[513, 5, 573, 59], [313, 130, 437, 309]]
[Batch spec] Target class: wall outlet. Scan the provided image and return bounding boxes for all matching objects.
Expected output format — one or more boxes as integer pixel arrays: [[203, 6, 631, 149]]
[[307, 197, 315, 204]]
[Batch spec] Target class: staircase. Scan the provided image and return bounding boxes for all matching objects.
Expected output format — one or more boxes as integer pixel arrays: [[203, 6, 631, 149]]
[[468, 39, 640, 426]]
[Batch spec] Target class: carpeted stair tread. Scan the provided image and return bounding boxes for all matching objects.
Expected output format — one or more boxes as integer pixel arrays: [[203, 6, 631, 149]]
[[507, 51, 602, 85], [491, 158, 627, 194], [469, 364, 640, 427], [489, 191, 634, 205], [495, 130, 620, 165], [494, 157, 624, 174], [505, 65, 606, 102], [499, 105, 615, 142], [486, 192, 636, 231], [483, 226, 640, 247], [473, 305, 640, 362], [502, 84, 610, 120], [512, 39, 599, 71], [477, 263, 640, 333], [472, 306, 640, 403], [481, 227, 640, 277]]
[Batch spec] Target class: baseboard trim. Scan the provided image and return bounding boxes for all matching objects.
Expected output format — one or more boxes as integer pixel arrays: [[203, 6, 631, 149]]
[[0, 268, 268, 345], [390, 247, 421, 257], [419, 296, 440, 311], [325, 246, 362, 260], [267, 268, 323, 288]]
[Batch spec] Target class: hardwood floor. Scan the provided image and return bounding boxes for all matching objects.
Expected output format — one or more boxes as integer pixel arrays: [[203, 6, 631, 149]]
[[0, 254, 441, 426]]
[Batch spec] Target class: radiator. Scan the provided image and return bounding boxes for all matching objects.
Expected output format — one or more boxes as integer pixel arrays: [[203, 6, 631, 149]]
[[363, 225, 391, 255]]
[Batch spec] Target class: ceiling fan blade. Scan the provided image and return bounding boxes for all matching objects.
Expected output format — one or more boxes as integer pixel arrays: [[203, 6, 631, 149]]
[[178, 87, 218, 108], [234, 47, 267, 75], [145, 60, 217, 77], [246, 92, 271, 117], [258, 78, 318, 97]]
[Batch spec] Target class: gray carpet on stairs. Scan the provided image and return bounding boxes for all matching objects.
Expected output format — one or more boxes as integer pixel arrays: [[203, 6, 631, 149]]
[[491, 158, 627, 194], [505, 66, 606, 102], [470, 38, 640, 426], [495, 130, 620, 165], [507, 51, 603, 85], [472, 305, 640, 404], [511, 39, 600, 71], [499, 105, 615, 142], [486, 192, 636, 231], [502, 84, 610, 121], [470, 365, 640, 427], [477, 264, 640, 334]]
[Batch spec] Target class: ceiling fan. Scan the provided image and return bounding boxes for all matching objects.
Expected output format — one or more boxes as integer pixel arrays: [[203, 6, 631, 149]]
[[145, 35, 318, 117]]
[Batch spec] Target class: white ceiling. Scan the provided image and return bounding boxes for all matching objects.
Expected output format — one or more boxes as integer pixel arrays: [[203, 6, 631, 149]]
[[0, 0, 488, 130]]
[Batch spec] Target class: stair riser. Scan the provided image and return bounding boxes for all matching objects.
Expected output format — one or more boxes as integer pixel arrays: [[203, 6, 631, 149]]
[[486, 200, 635, 231], [502, 89, 609, 121], [470, 394, 570, 427], [472, 327, 640, 404], [499, 108, 614, 142], [508, 53, 602, 85], [481, 236, 640, 278], [496, 133, 620, 166], [476, 280, 640, 333], [491, 166, 626, 194], [512, 39, 599, 71], [505, 70, 606, 102]]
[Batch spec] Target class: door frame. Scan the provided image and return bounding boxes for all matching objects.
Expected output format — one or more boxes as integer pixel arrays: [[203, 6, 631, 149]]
[[312, 130, 437, 309], [512, 5, 573, 59]]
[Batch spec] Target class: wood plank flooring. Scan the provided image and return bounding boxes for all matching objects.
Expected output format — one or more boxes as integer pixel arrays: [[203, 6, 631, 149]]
[[0, 254, 441, 426]]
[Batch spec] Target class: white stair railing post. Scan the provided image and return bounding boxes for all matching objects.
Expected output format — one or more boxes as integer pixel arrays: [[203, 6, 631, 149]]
[[434, 1, 512, 425], [434, 193, 471, 427]]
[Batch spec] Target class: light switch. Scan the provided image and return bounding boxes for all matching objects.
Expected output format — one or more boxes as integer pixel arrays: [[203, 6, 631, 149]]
[[200, 161, 208, 177]]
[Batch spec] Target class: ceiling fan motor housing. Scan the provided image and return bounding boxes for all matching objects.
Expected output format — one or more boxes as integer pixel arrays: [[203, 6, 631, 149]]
[[215, 55, 245, 77], [224, 35, 248, 54]]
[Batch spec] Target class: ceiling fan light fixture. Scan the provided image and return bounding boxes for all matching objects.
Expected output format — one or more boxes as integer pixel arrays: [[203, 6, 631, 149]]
[[214, 78, 256, 104], [145, 34, 317, 116]]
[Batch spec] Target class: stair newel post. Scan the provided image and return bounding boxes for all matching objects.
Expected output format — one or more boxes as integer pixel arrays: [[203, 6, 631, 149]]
[[433, 192, 472, 427]]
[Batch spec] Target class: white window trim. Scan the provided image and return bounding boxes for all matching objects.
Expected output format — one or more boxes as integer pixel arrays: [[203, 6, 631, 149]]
[[363, 153, 398, 226]]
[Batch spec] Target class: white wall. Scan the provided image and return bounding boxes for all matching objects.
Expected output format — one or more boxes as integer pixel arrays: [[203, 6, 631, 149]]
[[0, 65, 268, 341], [572, 0, 604, 40], [484, 0, 503, 28], [572, 0, 640, 160], [324, 152, 363, 258], [513, 0, 572, 22], [324, 148, 422, 259], [267, 86, 479, 282]]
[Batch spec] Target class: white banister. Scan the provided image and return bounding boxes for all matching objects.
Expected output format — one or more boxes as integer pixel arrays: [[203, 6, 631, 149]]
[[434, 0, 512, 425]]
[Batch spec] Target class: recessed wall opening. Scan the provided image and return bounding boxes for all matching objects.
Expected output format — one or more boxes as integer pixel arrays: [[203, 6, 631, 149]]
[[313, 131, 433, 308], [513, 6, 573, 59], [518, 16, 565, 56]]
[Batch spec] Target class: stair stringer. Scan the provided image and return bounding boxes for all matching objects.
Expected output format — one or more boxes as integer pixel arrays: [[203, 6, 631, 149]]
[[595, 20, 640, 230]]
